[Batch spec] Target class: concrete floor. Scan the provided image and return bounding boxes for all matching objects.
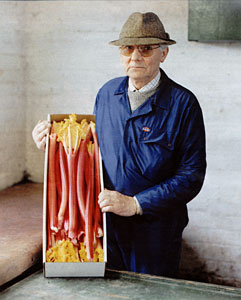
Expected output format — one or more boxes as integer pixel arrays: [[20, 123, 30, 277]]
[[1, 269, 241, 300], [0, 183, 43, 286]]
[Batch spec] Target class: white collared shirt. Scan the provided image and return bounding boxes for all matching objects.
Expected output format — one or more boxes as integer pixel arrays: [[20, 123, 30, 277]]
[[129, 70, 161, 93]]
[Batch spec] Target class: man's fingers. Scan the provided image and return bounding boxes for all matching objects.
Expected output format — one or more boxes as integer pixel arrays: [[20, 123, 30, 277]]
[[98, 190, 136, 216], [98, 198, 112, 209], [98, 192, 105, 202], [38, 137, 46, 151], [98, 189, 112, 202], [35, 122, 50, 135], [32, 120, 51, 151], [37, 127, 49, 142], [101, 206, 114, 213]]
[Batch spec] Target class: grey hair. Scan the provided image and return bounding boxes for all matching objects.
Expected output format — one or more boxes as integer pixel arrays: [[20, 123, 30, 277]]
[[160, 45, 168, 51]]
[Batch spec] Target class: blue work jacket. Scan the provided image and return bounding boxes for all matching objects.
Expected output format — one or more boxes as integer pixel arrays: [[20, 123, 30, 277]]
[[94, 69, 206, 275]]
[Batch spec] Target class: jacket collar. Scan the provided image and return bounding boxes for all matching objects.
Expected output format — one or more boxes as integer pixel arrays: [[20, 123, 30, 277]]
[[114, 68, 171, 110], [153, 69, 171, 110], [114, 76, 129, 95]]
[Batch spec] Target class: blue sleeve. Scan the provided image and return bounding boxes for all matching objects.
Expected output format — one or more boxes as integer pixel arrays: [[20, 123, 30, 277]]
[[135, 100, 206, 216], [93, 94, 98, 115]]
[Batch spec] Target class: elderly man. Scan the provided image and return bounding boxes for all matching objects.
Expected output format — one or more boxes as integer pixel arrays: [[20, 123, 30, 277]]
[[33, 12, 206, 277]]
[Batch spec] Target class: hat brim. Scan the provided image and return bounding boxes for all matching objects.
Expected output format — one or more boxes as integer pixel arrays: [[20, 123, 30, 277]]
[[109, 37, 176, 46]]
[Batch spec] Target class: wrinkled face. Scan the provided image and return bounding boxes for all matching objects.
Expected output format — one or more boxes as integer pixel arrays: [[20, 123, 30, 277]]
[[120, 45, 169, 88]]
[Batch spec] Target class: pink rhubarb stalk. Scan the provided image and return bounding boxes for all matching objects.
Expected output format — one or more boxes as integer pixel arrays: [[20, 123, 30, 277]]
[[57, 141, 69, 229], [76, 127, 92, 223], [65, 126, 78, 243], [85, 142, 95, 261], [55, 144, 62, 210], [48, 133, 58, 233]]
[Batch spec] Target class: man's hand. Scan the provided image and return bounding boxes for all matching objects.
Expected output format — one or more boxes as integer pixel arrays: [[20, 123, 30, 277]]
[[32, 120, 51, 151], [98, 189, 137, 217]]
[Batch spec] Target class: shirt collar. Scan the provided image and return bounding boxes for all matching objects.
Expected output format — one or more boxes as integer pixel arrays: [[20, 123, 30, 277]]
[[128, 70, 161, 93], [114, 69, 171, 110]]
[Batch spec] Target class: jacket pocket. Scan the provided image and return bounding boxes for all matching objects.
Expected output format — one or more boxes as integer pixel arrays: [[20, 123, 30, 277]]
[[140, 130, 174, 151], [133, 131, 175, 182]]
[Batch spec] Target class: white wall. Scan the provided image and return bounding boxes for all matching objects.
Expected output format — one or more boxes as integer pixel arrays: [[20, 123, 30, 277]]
[[1, 0, 241, 287], [0, 3, 26, 190]]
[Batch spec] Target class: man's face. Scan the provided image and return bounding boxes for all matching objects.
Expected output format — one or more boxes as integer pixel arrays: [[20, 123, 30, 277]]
[[120, 45, 169, 88]]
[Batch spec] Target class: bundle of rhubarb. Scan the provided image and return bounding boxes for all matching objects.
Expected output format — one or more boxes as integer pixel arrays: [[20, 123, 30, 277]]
[[46, 114, 104, 263]]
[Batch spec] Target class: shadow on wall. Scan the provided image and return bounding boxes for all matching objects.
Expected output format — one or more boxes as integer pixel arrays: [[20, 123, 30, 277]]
[[178, 240, 239, 288]]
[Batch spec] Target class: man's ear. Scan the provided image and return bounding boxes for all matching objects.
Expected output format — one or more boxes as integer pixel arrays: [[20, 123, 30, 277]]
[[160, 47, 169, 63]]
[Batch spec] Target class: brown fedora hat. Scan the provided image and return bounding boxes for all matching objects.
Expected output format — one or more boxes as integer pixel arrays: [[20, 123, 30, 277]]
[[109, 12, 176, 46]]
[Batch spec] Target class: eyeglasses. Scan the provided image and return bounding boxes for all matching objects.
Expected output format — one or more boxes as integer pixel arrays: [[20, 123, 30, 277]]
[[119, 45, 161, 57]]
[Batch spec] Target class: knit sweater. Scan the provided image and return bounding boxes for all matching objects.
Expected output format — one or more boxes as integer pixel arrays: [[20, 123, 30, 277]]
[[127, 71, 161, 111], [128, 85, 160, 111]]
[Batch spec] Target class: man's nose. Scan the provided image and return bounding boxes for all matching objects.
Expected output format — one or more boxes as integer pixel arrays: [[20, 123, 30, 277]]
[[131, 48, 142, 60]]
